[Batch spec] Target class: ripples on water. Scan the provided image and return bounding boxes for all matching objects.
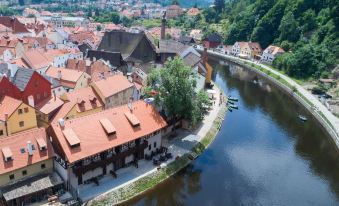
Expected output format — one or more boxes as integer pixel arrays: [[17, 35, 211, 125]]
[[120, 59, 339, 206]]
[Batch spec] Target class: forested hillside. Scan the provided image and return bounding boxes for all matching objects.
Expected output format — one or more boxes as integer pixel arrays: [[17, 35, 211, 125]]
[[209, 0, 338, 79]]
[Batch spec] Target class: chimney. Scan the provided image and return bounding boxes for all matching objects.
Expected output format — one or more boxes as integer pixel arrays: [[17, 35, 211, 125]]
[[8, 63, 18, 78], [53, 90, 56, 101], [203, 47, 208, 65], [28, 95, 35, 107], [161, 11, 166, 40], [128, 97, 133, 112], [58, 118, 65, 130], [4, 113, 8, 121], [27, 141, 33, 156], [57, 70, 62, 80]]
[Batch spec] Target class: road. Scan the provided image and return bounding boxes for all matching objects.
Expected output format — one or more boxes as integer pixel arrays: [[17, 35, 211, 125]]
[[198, 47, 339, 148]]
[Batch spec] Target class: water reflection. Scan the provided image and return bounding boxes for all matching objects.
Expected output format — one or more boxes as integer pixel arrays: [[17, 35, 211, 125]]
[[120, 59, 339, 206]]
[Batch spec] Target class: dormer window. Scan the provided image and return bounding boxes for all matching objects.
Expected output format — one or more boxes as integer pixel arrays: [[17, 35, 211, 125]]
[[2, 147, 13, 162], [36, 138, 47, 151]]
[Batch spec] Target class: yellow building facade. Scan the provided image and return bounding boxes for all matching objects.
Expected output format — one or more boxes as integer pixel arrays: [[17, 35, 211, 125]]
[[0, 159, 53, 186], [6, 103, 38, 135]]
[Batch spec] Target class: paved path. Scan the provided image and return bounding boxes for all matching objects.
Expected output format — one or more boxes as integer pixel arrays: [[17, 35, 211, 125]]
[[199, 47, 339, 148]]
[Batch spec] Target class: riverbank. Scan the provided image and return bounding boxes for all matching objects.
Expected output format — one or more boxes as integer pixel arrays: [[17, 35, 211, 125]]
[[201, 48, 339, 150], [85, 85, 227, 206]]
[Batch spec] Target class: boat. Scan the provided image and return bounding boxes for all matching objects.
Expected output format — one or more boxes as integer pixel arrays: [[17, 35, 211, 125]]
[[230, 105, 238, 109], [227, 101, 235, 105], [228, 96, 238, 102], [298, 115, 307, 122], [228, 107, 233, 112]]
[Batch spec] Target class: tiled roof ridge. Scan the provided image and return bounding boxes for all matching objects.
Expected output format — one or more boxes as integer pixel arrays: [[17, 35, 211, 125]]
[[0, 127, 45, 143], [52, 100, 145, 127]]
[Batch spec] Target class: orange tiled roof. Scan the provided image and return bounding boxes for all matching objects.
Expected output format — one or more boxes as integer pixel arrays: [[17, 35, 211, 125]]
[[92, 74, 134, 98], [45, 67, 85, 83], [51, 87, 103, 122], [51, 100, 167, 163], [10, 58, 29, 68], [23, 49, 51, 69], [187, 8, 200, 16], [0, 128, 54, 174], [265, 45, 285, 55], [0, 96, 22, 121], [36, 96, 64, 115]]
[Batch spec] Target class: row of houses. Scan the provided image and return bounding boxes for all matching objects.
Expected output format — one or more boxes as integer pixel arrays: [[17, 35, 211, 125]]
[[202, 33, 285, 64], [0, 11, 211, 205]]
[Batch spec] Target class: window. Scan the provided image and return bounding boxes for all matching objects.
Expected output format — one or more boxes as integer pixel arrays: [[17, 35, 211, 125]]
[[37, 94, 41, 100], [153, 142, 157, 148], [22, 170, 27, 176], [9, 174, 14, 180], [24, 107, 29, 113], [19, 121, 24, 127], [18, 109, 23, 114], [20, 148, 25, 154], [148, 145, 151, 151], [0, 130, 3, 136], [41, 163, 46, 169], [44, 92, 47, 97]]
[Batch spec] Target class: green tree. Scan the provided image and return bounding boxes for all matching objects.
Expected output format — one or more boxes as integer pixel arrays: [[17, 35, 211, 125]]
[[172, 0, 179, 5], [278, 12, 300, 42], [146, 57, 210, 125], [121, 16, 132, 27], [214, 0, 225, 13], [0, 6, 16, 16], [110, 12, 120, 24], [300, 9, 317, 33]]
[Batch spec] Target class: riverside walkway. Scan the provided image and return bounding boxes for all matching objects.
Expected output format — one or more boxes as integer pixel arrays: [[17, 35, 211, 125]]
[[200, 47, 339, 148]]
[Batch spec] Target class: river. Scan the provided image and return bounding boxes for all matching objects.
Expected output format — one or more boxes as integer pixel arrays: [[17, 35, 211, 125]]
[[119, 58, 339, 206]]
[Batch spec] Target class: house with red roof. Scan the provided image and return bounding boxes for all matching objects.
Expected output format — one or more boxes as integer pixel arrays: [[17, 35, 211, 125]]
[[166, 5, 183, 18], [232, 41, 262, 59], [0, 17, 32, 37], [49, 100, 167, 193], [91, 74, 135, 109], [0, 96, 38, 136], [0, 63, 52, 106], [45, 66, 91, 92], [261, 45, 285, 64], [0, 128, 63, 206]]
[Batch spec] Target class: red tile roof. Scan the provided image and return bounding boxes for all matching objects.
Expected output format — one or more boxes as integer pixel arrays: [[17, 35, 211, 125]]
[[0, 17, 30, 34], [23, 49, 51, 69], [92, 74, 134, 98], [51, 100, 167, 163], [46, 67, 85, 83], [0, 128, 54, 174], [51, 87, 103, 122], [66, 59, 112, 82], [36, 96, 64, 115], [0, 96, 22, 121]]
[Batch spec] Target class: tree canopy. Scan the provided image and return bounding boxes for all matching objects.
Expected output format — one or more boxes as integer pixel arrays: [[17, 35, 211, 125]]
[[146, 57, 211, 125]]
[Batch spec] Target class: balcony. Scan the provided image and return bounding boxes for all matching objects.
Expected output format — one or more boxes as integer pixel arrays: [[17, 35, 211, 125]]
[[72, 141, 148, 176]]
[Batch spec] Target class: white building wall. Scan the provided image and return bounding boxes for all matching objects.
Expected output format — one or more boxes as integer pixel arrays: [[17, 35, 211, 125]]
[[144, 133, 162, 156], [53, 158, 68, 182], [52, 86, 67, 97]]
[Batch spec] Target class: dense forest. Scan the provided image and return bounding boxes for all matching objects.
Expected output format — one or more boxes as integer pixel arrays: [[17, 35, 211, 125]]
[[205, 0, 339, 79]]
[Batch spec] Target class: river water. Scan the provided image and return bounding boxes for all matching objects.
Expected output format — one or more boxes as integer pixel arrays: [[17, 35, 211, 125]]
[[120, 59, 339, 206]]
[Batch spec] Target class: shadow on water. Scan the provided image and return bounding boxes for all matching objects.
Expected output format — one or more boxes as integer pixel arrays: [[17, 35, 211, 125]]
[[119, 58, 339, 206]]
